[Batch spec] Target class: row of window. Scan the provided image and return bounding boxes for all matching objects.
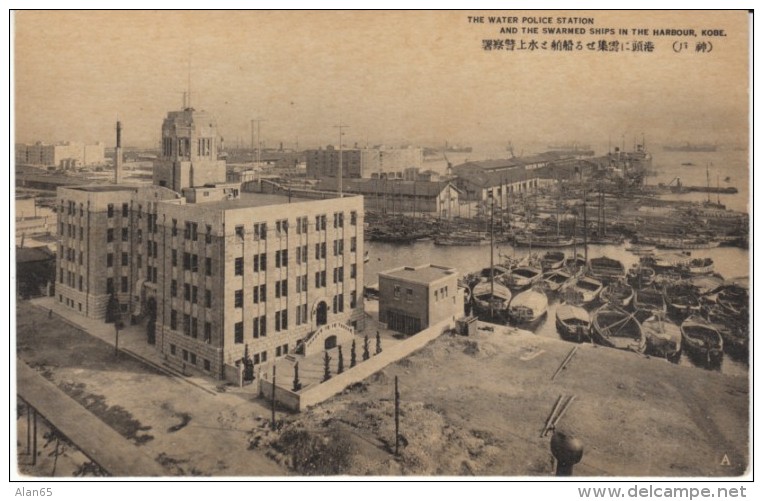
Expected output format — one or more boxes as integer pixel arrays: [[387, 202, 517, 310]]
[[59, 201, 129, 218], [168, 343, 212, 372], [230, 212, 357, 241]]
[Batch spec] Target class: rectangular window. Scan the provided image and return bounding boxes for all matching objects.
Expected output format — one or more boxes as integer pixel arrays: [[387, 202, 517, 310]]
[[170, 344, 176, 356], [192, 286, 198, 304], [234, 322, 244, 343], [191, 254, 198, 273], [172, 219, 178, 237], [170, 310, 178, 330], [122, 227, 129, 242], [171, 280, 177, 297], [172, 249, 178, 267], [182, 349, 188, 361], [190, 353, 197, 365], [351, 263, 357, 279], [394, 285, 401, 298], [254, 253, 266, 272], [122, 252, 129, 266], [235, 225, 244, 240], [296, 246, 301, 264], [107, 228, 114, 243], [122, 203, 129, 217], [106, 253, 114, 267], [235, 289, 244, 308], [350, 290, 357, 308], [205, 224, 212, 244], [204, 322, 212, 343], [183, 252, 190, 270], [350, 211, 357, 225], [204, 359, 211, 371], [254, 223, 267, 240], [206, 257, 212, 276], [235, 257, 244, 276], [107, 204, 114, 218], [121, 276, 128, 293], [184, 283, 191, 301], [183, 314, 191, 336]]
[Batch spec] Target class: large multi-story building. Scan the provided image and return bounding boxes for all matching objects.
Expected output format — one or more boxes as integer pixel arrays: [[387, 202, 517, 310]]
[[16, 141, 105, 168], [306, 145, 423, 179], [56, 106, 365, 382]]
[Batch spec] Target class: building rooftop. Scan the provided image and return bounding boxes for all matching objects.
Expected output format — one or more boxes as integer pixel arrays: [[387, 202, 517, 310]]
[[16, 246, 56, 263], [187, 191, 336, 211], [68, 185, 137, 192], [380, 264, 457, 285]]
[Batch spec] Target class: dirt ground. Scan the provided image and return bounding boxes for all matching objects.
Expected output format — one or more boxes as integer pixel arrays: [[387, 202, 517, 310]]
[[16, 301, 286, 477], [16, 301, 749, 477], [262, 325, 749, 477]]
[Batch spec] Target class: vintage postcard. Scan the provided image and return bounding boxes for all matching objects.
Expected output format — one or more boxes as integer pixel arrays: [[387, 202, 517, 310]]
[[12, 9, 751, 486]]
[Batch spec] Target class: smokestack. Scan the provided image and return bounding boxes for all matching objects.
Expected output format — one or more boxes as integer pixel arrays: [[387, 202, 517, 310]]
[[115, 121, 123, 184]]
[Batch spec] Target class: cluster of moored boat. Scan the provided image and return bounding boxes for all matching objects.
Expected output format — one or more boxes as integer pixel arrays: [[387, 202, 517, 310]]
[[462, 247, 749, 367]]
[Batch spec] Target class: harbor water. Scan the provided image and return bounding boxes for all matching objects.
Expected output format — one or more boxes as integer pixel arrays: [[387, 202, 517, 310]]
[[365, 147, 750, 376]]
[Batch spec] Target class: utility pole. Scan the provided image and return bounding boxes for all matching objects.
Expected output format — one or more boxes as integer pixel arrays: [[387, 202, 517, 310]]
[[394, 376, 400, 456], [271, 365, 277, 431], [333, 123, 349, 197], [252, 117, 266, 168]]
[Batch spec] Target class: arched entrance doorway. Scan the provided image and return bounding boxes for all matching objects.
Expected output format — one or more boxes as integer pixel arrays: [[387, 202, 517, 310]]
[[324, 335, 337, 350], [316, 301, 328, 326]]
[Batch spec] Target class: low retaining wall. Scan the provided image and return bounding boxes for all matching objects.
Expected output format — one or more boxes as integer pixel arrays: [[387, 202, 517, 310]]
[[260, 317, 456, 411]]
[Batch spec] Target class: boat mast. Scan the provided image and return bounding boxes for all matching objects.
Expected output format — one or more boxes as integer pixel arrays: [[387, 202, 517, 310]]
[[717, 172, 721, 205], [706, 164, 711, 204], [490, 193, 495, 318], [583, 188, 588, 265]]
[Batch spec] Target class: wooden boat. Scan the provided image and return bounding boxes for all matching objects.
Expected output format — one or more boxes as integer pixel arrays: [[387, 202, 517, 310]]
[[565, 254, 587, 273], [472, 280, 512, 319], [664, 283, 701, 320], [566, 274, 604, 305], [717, 284, 749, 317], [542, 269, 574, 293], [625, 243, 656, 256], [599, 281, 635, 308], [688, 274, 725, 296], [509, 287, 548, 326], [589, 256, 626, 283], [649, 252, 693, 272], [507, 266, 543, 291], [555, 303, 591, 343], [642, 314, 682, 360], [681, 314, 723, 363], [627, 265, 655, 288], [513, 234, 575, 248], [541, 250, 566, 271], [704, 304, 748, 357], [633, 287, 667, 318], [591, 304, 646, 353], [687, 257, 714, 275], [434, 233, 490, 246]]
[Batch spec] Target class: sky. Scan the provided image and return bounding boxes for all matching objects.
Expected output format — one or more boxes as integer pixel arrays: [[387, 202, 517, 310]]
[[13, 10, 750, 150]]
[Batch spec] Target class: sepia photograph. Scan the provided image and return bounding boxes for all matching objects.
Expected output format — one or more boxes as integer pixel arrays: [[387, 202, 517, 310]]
[[10, 9, 752, 485]]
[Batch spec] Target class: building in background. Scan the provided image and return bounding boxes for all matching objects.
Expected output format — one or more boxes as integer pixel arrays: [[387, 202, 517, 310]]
[[306, 145, 423, 179], [317, 178, 461, 219], [16, 141, 105, 168]]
